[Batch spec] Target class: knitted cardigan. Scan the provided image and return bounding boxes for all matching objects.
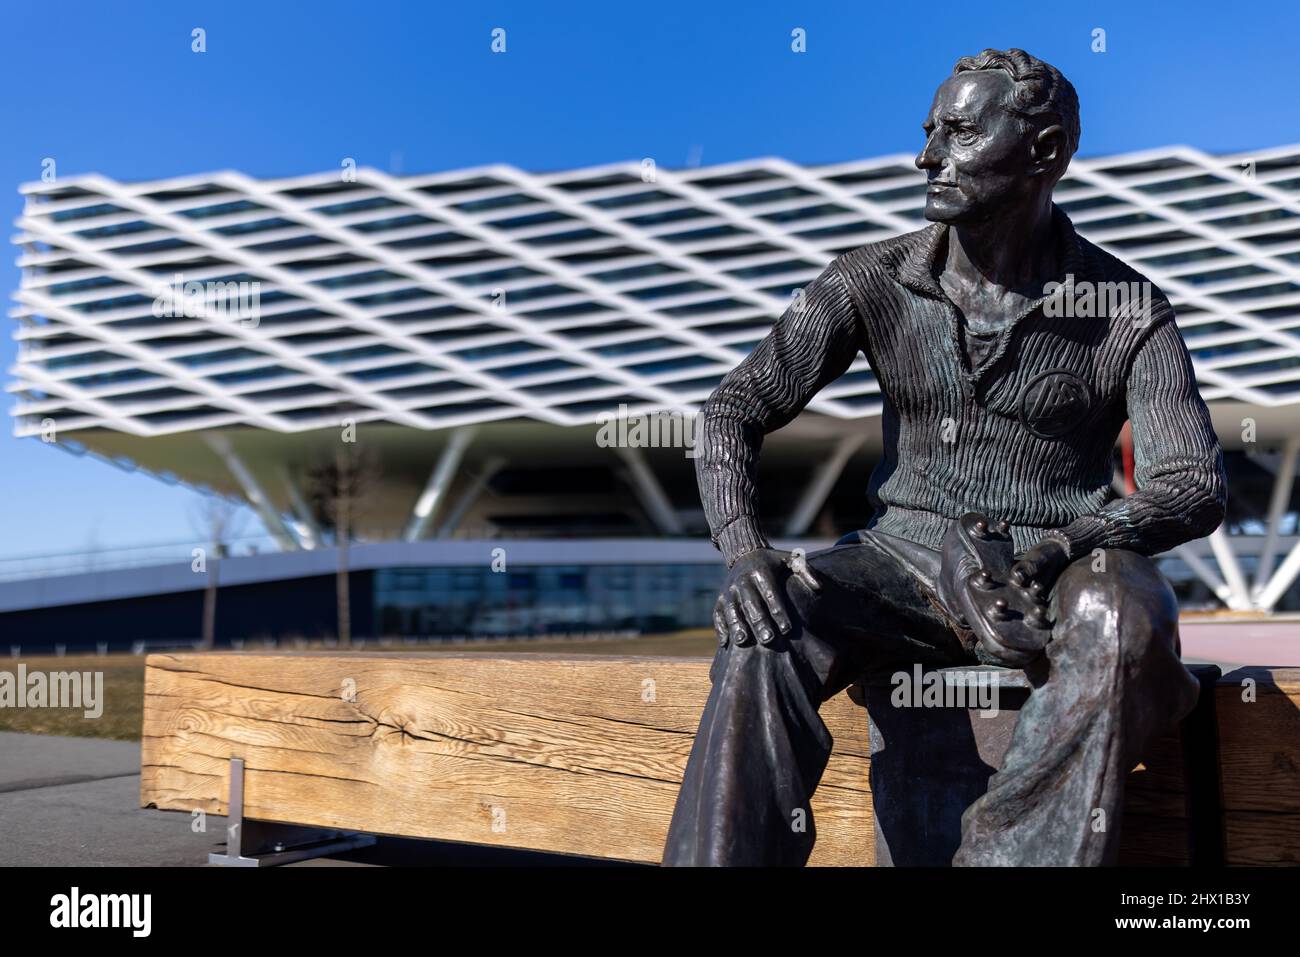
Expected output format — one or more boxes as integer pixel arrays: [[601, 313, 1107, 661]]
[[696, 205, 1227, 567]]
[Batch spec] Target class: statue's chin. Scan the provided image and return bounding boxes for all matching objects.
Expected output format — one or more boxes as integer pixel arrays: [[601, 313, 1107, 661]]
[[922, 199, 965, 224], [923, 200, 989, 226]]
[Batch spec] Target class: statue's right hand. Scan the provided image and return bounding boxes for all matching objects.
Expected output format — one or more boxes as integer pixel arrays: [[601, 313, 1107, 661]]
[[713, 548, 808, 648]]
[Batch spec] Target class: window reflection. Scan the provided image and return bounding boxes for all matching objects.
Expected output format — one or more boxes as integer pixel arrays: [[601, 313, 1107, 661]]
[[374, 563, 725, 638]]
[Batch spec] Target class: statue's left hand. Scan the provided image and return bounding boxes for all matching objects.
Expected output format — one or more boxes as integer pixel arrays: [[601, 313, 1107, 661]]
[[1010, 537, 1070, 591]]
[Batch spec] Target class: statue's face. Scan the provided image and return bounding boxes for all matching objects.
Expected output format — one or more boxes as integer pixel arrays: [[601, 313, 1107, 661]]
[[916, 71, 1038, 224]]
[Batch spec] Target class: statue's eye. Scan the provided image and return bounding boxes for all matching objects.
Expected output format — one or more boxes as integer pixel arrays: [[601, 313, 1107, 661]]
[[954, 129, 979, 145]]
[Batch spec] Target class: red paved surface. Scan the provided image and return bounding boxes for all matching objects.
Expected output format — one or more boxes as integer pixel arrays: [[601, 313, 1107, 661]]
[[1179, 618, 1300, 668]]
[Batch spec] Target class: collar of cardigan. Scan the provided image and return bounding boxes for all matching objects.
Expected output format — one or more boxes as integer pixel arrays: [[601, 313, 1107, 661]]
[[883, 203, 1095, 390], [888, 202, 1090, 302]]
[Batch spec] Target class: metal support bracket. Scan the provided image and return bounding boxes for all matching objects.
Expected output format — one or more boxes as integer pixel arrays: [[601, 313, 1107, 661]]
[[208, 757, 376, 867]]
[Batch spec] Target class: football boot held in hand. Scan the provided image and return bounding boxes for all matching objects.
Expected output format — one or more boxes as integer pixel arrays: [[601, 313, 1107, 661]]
[[938, 512, 1054, 667]]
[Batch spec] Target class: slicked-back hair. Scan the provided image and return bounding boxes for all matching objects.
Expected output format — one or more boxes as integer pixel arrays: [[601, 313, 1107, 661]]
[[952, 48, 1080, 170]]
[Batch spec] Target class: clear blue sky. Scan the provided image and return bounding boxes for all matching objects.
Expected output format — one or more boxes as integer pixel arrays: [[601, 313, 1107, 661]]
[[1, 0, 1296, 560]]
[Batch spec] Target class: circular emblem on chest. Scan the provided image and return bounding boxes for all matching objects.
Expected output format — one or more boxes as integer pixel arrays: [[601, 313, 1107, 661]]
[[1019, 369, 1092, 439]]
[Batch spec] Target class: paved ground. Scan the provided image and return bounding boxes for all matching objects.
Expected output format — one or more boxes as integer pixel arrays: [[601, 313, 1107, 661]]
[[1179, 618, 1300, 669], [0, 731, 621, 866], [0, 732, 225, 866]]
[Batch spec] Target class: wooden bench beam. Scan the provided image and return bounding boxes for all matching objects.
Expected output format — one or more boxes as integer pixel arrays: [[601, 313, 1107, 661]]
[[141, 652, 873, 865], [140, 653, 1300, 866]]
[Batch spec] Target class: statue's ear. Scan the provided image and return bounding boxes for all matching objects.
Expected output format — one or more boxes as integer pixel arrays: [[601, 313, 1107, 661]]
[[1030, 124, 1067, 177]]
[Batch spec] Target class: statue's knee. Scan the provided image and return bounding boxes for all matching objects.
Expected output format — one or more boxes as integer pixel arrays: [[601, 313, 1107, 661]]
[[711, 574, 820, 673], [712, 628, 801, 698], [782, 574, 817, 630], [1054, 549, 1178, 652]]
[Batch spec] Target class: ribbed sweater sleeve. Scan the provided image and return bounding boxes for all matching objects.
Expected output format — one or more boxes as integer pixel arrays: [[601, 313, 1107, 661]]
[[1053, 316, 1227, 558], [696, 263, 861, 566]]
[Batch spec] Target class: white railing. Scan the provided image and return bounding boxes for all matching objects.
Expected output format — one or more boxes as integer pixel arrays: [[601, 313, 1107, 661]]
[[0, 534, 282, 583]]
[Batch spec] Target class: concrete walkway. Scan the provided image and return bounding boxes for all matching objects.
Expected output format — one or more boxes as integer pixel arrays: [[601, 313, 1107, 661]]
[[0, 732, 228, 866], [0, 731, 618, 866], [1179, 619, 1300, 670]]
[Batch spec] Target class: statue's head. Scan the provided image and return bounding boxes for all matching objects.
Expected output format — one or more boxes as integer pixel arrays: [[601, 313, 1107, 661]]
[[916, 48, 1080, 225]]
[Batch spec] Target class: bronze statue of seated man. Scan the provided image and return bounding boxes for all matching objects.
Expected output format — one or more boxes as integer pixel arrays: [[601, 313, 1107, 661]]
[[662, 48, 1226, 867]]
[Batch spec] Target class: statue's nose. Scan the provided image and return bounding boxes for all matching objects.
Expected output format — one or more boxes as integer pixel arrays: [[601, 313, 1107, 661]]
[[916, 140, 941, 171]]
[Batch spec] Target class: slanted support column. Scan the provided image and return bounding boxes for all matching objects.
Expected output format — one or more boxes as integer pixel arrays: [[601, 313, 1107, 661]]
[[205, 434, 300, 551], [615, 446, 684, 536], [1253, 436, 1300, 598], [1256, 537, 1300, 612], [784, 434, 866, 537], [1175, 542, 1236, 607], [437, 456, 505, 539], [1208, 525, 1254, 611], [404, 426, 476, 542], [281, 469, 323, 550]]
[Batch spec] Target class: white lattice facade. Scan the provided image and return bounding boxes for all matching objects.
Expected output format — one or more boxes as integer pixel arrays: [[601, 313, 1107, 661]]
[[11, 145, 1300, 440]]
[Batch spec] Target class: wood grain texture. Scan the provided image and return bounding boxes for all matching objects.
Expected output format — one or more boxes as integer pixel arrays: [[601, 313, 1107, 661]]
[[1120, 731, 1193, 867], [1216, 668, 1300, 865], [1224, 812, 1300, 866], [140, 652, 874, 866], [141, 654, 1299, 866]]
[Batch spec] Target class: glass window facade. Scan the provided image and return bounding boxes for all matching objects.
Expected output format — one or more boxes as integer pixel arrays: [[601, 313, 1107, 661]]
[[373, 563, 725, 638]]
